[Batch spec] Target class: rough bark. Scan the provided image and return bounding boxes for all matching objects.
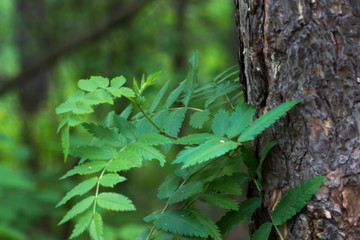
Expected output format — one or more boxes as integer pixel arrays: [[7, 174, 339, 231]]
[[234, 0, 360, 239]]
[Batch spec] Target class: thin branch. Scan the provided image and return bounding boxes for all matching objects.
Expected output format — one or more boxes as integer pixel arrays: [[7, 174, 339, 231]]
[[0, 0, 152, 95]]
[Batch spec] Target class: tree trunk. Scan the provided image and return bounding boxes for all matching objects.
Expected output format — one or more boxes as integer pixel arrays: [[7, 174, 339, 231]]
[[234, 0, 360, 239]]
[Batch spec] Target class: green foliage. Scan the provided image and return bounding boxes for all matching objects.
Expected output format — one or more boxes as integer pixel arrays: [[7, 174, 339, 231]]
[[271, 176, 325, 226], [56, 51, 321, 240]]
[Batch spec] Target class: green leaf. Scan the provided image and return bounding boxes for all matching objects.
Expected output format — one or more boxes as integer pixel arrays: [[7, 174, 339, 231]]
[[111, 76, 126, 88], [70, 211, 93, 239], [226, 103, 255, 138], [114, 116, 138, 139], [153, 209, 208, 238], [157, 174, 181, 199], [260, 141, 277, 165], [119, 87, 135, 98], [100, 173, 126, 187], [208, 172, 251, 195], [173, 140, 238, 169], [190, 109, 210, 129], [83, 89, 113, 105], [82, 123, 125, 146], [164, 81, 185, 108], [150, 80, 170, 113], [174, 133, 216, 145], [59, 196, 94, 225], [143, 210, 162, 223], [71, 146, 116, 160], [249, 222, 272, 240], [199, 193, 238, 210], [90, 76, 109, 88], [188, 208, 221, 240], [60, 161, 106, 180], [211, 110, 230, 137], [163, 107, 187, 138], [182, 50, 200, 106], [239, 143, 258, 175], [89, 212, 103, 240], [136, 228, 151, 240], [61, 124, 70, 162], [238, 101, 299, 142], [57, 177, 98, 207], [105, 151, 142, 172], [272, 176, 325, 226], [78, 79, 97, 92], [217, 198, 262, 234], [97, 192, 136, 212], [127, 142, 166, 167], [137, 133, 172, 146], [167, 181, 203, 204]]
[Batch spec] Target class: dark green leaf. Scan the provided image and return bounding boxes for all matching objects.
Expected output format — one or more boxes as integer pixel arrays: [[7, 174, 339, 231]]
[[157, 174, 181, 199], [167, 181, 203, 204], [226, 103, 255, 138], [190, 109, 210, 129], [249, 222, 272, 240], [211, 110, 230, 137]]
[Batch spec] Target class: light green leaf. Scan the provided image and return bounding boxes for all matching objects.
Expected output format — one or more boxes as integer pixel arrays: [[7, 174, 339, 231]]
[[137, 133, 172, 146], [188, 208, 221, 240], [89, 212, 103, 240], [150, 80, 170, 113], [217, 198, 262, 234], [173, 140, 238, 169], [111, 76, 126, 88], [71, 146, 116, 160], [90, 76, 109, 88], [105, 151, 142, 172], [190, 109, 210, 129], [249, 222, 272, 240], [127, 142, 166, 166], [226, 103, 255, 138], [82, 123, 125, 146], [272, 176, 325, 226], [164, 81, 185, 109], [83, 89, 113, 105], [61, 124, 70, 162], [59, 196, 94, 225], [211, 109, 230, 137], [157, 174, 181, 199], [97, 192, 136, 212], [119, 87, 135, 98], [182, 50, 200, 106], [167, 181, 203, 204], [56, 101, 76, 114], [57, 177, 98, 207], [78, 79, 97, 92], [153, 209, 208, 238], [199, 193, 238, 210], [163, 107, 187, 138], [100, 173, 126, 187], [238, 101, 299, 142], [72, 102, 94, 114], [60, 161, 106, 179], [70, 211, 92, 239], [174, 133, 216, 145]]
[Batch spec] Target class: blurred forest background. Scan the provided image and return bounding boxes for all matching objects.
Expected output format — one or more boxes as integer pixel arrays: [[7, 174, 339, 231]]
[[0, 0, 238, 239]]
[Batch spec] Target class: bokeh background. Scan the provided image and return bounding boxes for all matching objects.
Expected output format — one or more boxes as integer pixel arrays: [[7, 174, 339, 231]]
[[0, 0, 239, 239]]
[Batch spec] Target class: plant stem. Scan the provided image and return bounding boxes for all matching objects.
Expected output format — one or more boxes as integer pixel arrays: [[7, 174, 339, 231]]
[[273, 224, 285, 240]]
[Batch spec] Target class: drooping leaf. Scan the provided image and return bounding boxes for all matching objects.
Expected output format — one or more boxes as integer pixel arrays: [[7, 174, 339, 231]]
[[89, 212, 103, 240], [173, 140, 238, 169], [57, 177, 98, 207], [100, 173, 126, 187], [59, 196, 94, 225], [199, 193, 238, 210], [249, 222, 272, 240], [153, 209, 208, 238], [272, 176, 325, 226], [69, 211, 93, 239], [226, 103, 255, 138], [182, 50, 200, 106], [174, 133, 216, 145], [157, 174, 181, 199], [61, 124, 70, 162], [211, 110, 230, 137], [164, 81, 185, 109], [137, 133, 172, 146], [71, 146, 116, 160], [167, 181, 203, 204], [127, 142, 166, 166], [105, 151, 142, 172], [97, 192, 136, 212], [60, 161, 107, 180], [82, 123, 125, 146], [188, 208, 221, 240], [238, 101, 299, 142], [189, 109, 210, 129], [150, 80, 170, 113], [217, 198, 262, 234]]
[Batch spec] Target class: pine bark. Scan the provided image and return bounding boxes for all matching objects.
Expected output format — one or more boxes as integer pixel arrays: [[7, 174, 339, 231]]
[[234, 0, 360, 239]]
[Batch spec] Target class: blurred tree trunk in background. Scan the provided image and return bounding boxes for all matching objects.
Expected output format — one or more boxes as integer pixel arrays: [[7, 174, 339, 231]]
[[234, 0, 360, 239]]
